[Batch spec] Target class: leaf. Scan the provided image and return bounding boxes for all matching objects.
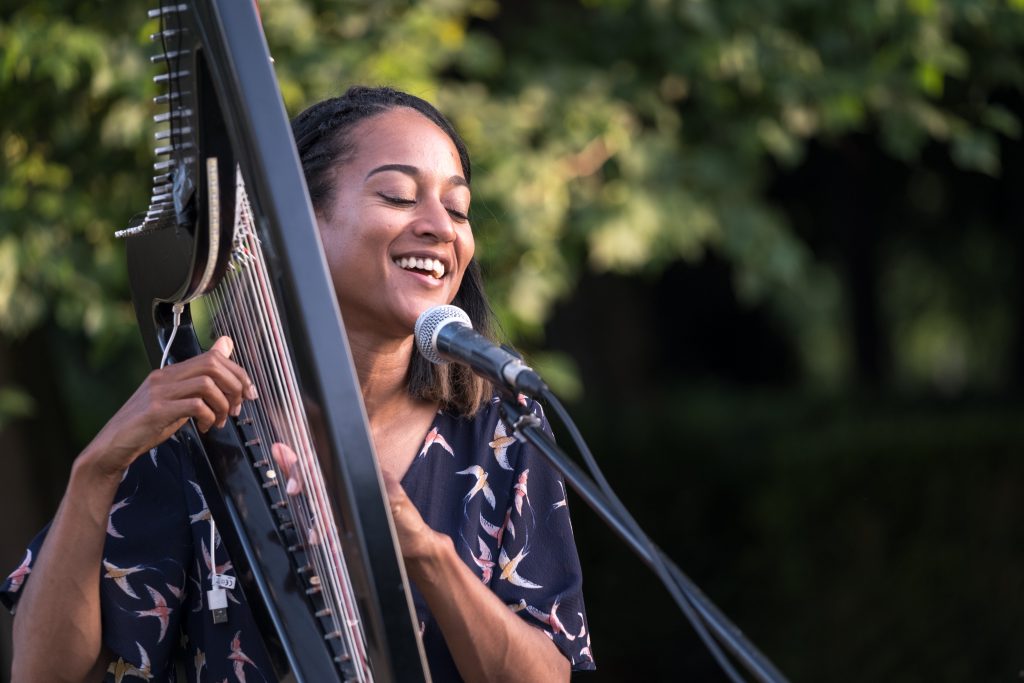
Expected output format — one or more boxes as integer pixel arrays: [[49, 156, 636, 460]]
[[951, 129, 1001, 176]]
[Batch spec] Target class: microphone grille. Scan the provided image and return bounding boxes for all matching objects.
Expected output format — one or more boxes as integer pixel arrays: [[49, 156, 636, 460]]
[[414, 305, 472, 365]]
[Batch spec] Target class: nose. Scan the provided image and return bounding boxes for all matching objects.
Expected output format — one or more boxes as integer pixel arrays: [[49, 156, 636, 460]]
[[411, 197, 457, 243]]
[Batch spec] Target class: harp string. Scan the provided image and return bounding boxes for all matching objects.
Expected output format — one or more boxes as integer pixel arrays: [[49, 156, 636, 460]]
[[206, 169, 372, 680]]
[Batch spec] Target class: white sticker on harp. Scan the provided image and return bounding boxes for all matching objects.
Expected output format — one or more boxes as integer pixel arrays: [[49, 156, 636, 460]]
[[213, 574, 237, 590]]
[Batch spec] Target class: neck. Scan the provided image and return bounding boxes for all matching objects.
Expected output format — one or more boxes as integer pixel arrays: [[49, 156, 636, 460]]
[[347, 330, 418, 422]]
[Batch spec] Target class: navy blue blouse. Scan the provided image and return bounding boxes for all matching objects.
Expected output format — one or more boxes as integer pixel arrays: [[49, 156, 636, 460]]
[[2, 397, 594, 681]]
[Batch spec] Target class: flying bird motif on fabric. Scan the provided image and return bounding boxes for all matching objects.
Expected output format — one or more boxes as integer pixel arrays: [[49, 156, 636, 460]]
[[479, 511, 501, 540], [229, 630, 258, 683], [488, 420, 516, 470], [188, 480, 211, 525], [480, 508, 514, 547], [501, 506, 516, 545], [5, 549, 31, 594], [498, 547, 542, 589], [579, 631, 594, 663], [419, 427, 454, 458], [524, 597, 583, 641], [135, 585, 174, 643], [480, 507, 514, 548], [107, 489, 137, 539], [194, 649, 206, 683], [468, 536, 495, 585], [165, 579, 184, 601], [457, 465, 496, 509], [553, 480, 568, 511], [513, 468, 530, 515], [107, 642, 153, 682], [103, 560, 149, 600]]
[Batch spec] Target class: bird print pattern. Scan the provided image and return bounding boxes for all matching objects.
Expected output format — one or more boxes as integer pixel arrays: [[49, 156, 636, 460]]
[[2, 439, 276, 682], [3, 397, 593, 680], [402, 397, 594, 677]]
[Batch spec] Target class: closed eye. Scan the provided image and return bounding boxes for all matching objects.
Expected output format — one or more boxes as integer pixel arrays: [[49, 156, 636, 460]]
[[378, 193, 468, 222], [447, 207, 469, 222], [378, 192, 415, 206]]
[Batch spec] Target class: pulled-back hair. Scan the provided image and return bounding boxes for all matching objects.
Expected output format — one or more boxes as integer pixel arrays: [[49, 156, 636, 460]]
[[291, 86, 493, 416]]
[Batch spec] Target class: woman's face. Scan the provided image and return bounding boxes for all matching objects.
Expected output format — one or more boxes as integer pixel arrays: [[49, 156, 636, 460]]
[[317, 107, 474, 341]]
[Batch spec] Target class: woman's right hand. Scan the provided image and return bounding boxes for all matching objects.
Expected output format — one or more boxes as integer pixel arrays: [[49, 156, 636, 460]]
[[79, 335, 257, 480]]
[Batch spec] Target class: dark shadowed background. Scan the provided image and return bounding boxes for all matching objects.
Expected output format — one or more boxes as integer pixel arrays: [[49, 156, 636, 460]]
[[2, 0, 1023, 680]]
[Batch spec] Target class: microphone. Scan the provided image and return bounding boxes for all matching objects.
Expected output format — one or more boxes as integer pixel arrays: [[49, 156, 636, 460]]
[[414, 305, 548, 396]]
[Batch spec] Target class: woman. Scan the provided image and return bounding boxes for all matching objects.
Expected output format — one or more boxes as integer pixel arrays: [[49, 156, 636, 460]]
[[2, 86, 593, 682]]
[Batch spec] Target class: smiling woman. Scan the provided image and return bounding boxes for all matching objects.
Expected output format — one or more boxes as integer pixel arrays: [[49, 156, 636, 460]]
[[316, 108, 475, 346], [293, 89, 493, 419], [2, 86, 594, 682]]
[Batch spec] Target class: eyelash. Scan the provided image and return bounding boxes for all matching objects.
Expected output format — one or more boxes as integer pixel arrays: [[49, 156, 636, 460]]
[[378, 193, 469, 223]]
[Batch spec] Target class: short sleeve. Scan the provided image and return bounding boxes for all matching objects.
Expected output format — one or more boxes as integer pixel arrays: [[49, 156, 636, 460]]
[[488, 401, 596, 671], [1, 440, 194, 681], [1, 524, 50, 614]]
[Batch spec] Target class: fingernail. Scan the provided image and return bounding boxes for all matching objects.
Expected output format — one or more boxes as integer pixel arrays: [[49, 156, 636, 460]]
[[286, 478, 301, 496], [246, 384, 259, 401], [231, 404, 242, 417]]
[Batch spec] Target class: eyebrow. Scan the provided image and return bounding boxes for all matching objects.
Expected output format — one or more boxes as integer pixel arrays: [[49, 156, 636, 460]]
[[365, 163, 468, 188]]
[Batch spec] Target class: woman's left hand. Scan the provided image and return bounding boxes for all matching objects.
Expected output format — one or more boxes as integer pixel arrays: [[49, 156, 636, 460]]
[[380, 475, 442, 562], [271, 442, 441, 562]]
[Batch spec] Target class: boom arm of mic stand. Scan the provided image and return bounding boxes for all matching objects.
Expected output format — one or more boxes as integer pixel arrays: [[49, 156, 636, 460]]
[[496, 393, 788, 683]]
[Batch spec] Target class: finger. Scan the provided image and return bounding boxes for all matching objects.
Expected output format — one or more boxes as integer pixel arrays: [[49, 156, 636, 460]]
[[211, 337, 258, 400], [158, 397, 218, 434], [156, 342, 258, 405], [161, 376, 233, 429], [210, 335, 234, 359], [208, 336, 257, 400], [385, 478, 413, 523], [271, 442, 303, 495], [383, 476, 407, 502], [177, 356, 251, 414]]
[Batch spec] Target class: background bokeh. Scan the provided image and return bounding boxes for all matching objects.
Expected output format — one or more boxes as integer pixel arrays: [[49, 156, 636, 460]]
[[2, 0, 1023, 680]]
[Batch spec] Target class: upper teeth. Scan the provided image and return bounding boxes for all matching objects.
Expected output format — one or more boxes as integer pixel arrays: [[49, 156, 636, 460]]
[[395, 256, 445, 278]]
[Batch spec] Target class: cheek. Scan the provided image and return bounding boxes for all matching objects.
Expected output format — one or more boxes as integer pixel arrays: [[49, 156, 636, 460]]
[[459, 227, 476, 264], [317, 224, 361, 295]]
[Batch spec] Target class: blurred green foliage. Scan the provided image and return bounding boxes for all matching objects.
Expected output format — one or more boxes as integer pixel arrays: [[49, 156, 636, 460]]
[[2, 0, 1022, 413]]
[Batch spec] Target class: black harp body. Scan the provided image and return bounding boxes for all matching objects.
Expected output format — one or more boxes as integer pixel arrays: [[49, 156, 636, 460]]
[[122, 1, 429, 681]]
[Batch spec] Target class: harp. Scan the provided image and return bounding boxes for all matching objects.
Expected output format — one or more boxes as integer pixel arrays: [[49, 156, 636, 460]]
[[116, 1, 429, 680]]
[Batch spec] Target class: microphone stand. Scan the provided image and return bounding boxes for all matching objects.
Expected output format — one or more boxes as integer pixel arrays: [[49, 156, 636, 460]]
[[496, 390, 788, 683]]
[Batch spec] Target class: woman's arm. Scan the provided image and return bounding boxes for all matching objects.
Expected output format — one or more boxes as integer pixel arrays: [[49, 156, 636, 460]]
[[386, 479, 571, 683], [10, 337, 254, 683]]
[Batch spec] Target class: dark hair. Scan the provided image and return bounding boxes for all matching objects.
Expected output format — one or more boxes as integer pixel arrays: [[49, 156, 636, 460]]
[[291, 86, 493, 416]]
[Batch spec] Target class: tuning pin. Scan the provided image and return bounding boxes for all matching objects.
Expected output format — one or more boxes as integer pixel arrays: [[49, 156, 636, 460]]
[[153, 70, 190, 85], [152, 92, 181, 106], [155, 127, 190, 141], [150, 49, 188, 64], [148, 4, 187, 19], [149, 28, 181, 42], [154, 108, 191, 124], [154, 141, 192, 157]]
